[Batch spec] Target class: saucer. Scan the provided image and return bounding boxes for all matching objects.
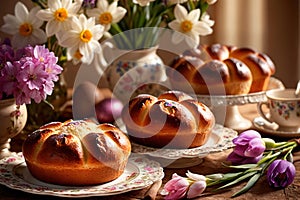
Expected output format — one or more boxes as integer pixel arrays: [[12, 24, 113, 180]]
[[253, 116, 300, 138]]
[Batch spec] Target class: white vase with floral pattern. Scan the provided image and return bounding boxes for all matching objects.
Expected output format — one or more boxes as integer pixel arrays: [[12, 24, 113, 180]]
[[0, 98, 27, 159], [105, 46, 167, 103]]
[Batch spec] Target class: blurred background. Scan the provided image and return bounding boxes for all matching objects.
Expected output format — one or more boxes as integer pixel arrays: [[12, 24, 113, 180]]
[[0, 0, 299, 88]]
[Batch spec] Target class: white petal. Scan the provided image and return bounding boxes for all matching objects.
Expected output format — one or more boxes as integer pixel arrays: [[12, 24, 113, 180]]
[[15, 2, 29, 22], [185, 32, 199, 48], [171, 31, 184, 44], [29, 7, 44, 28], [168, 20, 181, 32], [32, 29, 47, 44], [186, 171, 206, 181], [45, 20, 60, 36], [97, 0, 109, 12], [70, 16, 83, 32], [61, 0, 72, 9], [79, 44, 94, 64], [187, 9, 200, 22], [1, 15, 19, 34], [48, 0, 61, 10], [36, 9, 54, 21], [59, 31, 80, 48], [174, 4, 188, 21], [91, 25, 104, 40], [193, 22, 213, 35], [111, 7, 127, 23]]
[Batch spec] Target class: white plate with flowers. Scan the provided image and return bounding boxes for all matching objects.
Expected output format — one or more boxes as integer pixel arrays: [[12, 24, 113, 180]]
[[125, 124, 237, 168], [0, 153, 164, 198]]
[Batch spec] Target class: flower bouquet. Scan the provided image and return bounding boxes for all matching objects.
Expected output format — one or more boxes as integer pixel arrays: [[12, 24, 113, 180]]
[[162, 130, 298, 199], [0, 39, 62, 106]]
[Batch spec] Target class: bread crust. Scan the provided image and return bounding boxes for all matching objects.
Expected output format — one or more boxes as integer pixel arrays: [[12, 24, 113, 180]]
[[22, 120, 131, 186], [168, 44, 275, 95], [122, 91, 215, 149]]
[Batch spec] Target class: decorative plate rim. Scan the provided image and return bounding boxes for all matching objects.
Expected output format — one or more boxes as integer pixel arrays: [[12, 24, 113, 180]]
[[131, 124, 237, 159], [253, 116, 300, 138], [195, 77, 284, 106], [0, 153, 164, 198]]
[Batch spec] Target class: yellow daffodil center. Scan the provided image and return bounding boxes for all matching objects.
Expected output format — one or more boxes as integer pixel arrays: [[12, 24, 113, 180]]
[[19, 23, 33, 36], [99, 12, 113, 25], [74, 50, 83, 60], [181, 20, 193, 32], [54, 8, 68, 22], [80, 30, 93, 42]]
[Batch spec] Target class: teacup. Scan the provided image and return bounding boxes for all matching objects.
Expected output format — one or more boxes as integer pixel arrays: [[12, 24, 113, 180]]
[[257, 88, 300, 131]]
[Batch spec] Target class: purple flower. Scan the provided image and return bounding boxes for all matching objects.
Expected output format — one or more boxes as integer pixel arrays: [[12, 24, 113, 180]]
[[0, 44, 62, 105], [0, 61, 19, 96], [227, 130, 265, 165], [185, 171, 206, 198], [267, 159, 296, 188], [227, 151, 263, 165], [82, 0, 97, 8], [163, 173, 189, 200]]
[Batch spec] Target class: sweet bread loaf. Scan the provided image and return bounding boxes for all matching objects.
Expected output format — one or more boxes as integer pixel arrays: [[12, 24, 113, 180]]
[[229, 47, 275, 92], [22, 119, 131, 186], [168, 43, 276, 95], [121, 91, 215, 149], [168, 53, 253, 95]]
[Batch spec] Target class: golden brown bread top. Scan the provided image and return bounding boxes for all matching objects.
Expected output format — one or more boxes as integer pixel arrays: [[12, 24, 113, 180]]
[[22, 120, 131, 168], [169, 55, 252, 85], [121, 91, 215, 137]]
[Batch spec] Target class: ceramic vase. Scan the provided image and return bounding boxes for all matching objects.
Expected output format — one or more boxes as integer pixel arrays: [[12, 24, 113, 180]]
[[0, 98, 27, 159], [105, 46, 167, 103]]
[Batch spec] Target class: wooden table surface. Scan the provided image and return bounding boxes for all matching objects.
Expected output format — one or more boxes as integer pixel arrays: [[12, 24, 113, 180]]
[[2, 103, 300, 200]]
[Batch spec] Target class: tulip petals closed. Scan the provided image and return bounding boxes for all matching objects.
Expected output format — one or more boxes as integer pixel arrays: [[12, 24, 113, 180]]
[[187, 181, 206, 199], [164, 173, 189, 200], [267, 159, 296, 188], [228, 130, 265, 165]]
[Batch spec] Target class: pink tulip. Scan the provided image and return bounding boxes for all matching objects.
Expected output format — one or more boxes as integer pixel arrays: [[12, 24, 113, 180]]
[[164, 173, 189, 200], [186, 180, 206, 198]]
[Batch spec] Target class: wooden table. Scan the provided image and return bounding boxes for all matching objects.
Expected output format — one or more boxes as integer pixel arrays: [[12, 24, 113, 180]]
[[2, 103, 300, 200]]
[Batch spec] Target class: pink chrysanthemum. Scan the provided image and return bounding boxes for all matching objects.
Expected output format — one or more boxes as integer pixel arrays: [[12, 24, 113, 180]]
[[0, 42, 63, 105]]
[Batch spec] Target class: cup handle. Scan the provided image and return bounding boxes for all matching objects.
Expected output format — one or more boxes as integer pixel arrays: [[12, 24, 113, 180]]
[[257, 102, 274, 124]]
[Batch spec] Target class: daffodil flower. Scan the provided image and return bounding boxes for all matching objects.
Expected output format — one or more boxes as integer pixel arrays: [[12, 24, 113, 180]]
[[36, 0, 83, 37], [86, 0, 126, 32], [168, 4, 213, 47], [58, 14, 104, 64], [0, 2, 47, 48]]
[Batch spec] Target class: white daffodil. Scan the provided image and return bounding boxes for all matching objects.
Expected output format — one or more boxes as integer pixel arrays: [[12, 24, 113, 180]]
[[133, 0, 155, 7], [201, 12, 215, 27], [168, 4, 213, 47], [59, 14, 104, 64], [0, 2, 47, 48], [86, 0, 126, 32], [36, 0, 83, 37]]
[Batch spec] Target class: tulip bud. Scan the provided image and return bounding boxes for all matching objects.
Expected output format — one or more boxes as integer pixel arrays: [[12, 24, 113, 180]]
[[262, 138, 276, 149], [267, 159, 296, 188]]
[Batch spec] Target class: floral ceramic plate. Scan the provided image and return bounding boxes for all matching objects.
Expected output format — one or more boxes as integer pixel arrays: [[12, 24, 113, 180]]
[[131, 124, 237, 160], [0, 153, 164, 197]]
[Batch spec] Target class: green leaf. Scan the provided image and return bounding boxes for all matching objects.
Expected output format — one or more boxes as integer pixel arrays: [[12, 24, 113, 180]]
[[223, 163, 258, 169], [231, 173, 261, 197], [216, 171, 257, 190], [207, 172, 244, 187]]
